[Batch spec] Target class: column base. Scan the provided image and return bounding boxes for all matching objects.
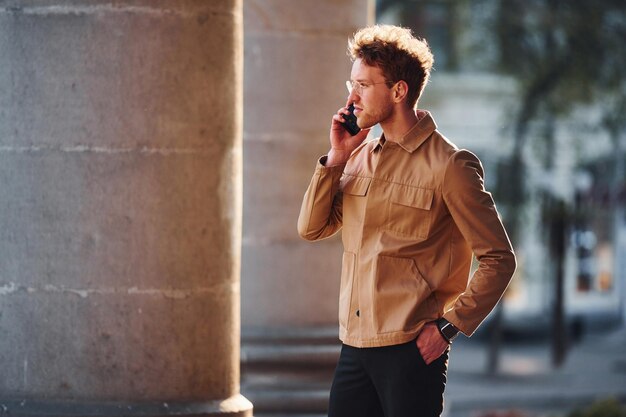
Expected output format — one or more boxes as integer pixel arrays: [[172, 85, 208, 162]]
[[241, 326, 340, 415], [0, 394, 253, 417]]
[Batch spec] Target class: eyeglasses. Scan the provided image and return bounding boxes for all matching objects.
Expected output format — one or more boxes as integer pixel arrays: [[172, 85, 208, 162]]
[[346, 80, 390, 95]]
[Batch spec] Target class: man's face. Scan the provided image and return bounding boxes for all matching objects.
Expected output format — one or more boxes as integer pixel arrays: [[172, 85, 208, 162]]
[[348, 58, 394, 129]]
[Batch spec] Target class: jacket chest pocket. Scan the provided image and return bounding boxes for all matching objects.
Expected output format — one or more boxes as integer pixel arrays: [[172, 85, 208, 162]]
[[341, 176, 372, 226], [386, 184, 434, 240]]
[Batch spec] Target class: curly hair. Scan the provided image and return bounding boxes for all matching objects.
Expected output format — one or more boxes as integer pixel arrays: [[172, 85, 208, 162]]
[[348, 25, 434, 108]]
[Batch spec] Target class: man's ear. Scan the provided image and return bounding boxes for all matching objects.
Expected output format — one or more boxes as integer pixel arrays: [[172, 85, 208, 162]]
[[392, 80, 409, 104]]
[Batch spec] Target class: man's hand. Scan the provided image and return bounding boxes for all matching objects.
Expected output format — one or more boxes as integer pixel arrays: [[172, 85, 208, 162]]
[[416, 321, 449, 365], [326, 103, 370, 166]]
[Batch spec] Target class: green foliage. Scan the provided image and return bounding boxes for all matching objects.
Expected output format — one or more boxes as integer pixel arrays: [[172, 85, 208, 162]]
[[494, 0, 626, 127], [567, 398, 626, 417]]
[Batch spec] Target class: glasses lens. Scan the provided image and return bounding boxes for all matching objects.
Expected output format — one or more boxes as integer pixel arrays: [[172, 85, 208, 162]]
[[346, 80, 353, 93]]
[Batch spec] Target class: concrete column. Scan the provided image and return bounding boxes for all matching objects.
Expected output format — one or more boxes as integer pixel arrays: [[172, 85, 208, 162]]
[[241, 1, 372, 414], [0, 1, 251, 416], [242, 0, 373, 330]]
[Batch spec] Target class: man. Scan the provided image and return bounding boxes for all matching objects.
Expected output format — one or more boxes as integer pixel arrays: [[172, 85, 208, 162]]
[[297, 25, 516, 417]]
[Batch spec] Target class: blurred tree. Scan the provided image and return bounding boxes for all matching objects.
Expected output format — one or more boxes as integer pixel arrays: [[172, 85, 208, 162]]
[[493, 0, 626, 368], [495, 0, 626, 145]]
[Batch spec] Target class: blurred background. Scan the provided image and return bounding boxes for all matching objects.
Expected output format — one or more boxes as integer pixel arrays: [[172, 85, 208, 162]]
[[241, 0, 626, 416]]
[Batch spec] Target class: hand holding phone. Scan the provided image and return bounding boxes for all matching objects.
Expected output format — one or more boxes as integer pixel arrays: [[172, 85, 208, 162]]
[[327, 103, 369, 166], [341, 103, 361, 136]]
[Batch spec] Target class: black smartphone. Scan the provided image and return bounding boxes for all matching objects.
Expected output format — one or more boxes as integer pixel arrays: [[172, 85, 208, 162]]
[[341, 103, 361, 136]]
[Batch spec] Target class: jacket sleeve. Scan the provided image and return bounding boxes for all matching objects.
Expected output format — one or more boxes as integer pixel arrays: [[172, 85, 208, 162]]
[[297, 156, 345, 241], [441, 150, 517, 336]]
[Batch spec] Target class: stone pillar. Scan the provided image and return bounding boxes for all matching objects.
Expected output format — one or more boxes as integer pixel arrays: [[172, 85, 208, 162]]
[[0, 1, 251, 416], [242, 1, 372, 414], [242, 0, 373, 331]]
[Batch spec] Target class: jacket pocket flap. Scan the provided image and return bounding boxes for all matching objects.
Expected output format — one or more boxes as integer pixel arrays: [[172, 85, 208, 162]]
[[391, 185, 433, 210], [342, 176, 372, 196]]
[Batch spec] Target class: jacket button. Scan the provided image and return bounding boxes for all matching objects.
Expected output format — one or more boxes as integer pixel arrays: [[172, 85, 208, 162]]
[[356, 310, 360, 317]]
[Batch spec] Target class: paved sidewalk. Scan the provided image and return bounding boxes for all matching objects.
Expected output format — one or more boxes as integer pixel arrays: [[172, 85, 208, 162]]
[[443, 326, 626, 417]]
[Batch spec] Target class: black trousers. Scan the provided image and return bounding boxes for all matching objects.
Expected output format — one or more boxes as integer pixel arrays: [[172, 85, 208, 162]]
[[328, 339, 449, 417]]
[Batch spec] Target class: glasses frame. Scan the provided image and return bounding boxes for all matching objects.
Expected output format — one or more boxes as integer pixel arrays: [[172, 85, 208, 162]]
[[346, 80, 392, 95]]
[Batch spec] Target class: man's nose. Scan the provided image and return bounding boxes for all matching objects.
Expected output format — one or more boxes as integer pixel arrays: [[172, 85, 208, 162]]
[[347, 88, 359, 104]]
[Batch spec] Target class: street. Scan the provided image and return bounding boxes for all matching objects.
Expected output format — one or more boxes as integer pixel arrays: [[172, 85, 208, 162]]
[[444, 326, 626, 417]]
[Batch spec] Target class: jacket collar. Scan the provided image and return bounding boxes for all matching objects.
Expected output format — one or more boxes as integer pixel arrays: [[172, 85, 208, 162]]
[[372, 110, 437, 154]]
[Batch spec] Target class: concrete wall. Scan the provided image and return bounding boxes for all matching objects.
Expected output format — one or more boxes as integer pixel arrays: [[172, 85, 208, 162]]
[[0, 1, 251, 415], [242, 0, 373, 330]]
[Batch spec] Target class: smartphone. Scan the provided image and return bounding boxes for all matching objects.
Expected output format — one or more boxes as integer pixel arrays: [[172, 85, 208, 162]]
[[341, 103, 361, 136]]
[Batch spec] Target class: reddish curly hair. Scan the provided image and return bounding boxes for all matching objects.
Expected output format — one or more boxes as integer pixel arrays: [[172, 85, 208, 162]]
[[348, 25, 434, 108]]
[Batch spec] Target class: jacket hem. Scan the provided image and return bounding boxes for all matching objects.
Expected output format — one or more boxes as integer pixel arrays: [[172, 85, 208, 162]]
[[339, 323, 427, 348]]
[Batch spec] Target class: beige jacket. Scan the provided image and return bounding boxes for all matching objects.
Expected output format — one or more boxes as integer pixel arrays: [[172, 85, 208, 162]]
[[297, 111, 516, 348]]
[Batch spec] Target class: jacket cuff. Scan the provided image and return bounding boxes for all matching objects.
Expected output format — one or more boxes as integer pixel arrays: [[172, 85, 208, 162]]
[[317, 155, 346, 172]]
